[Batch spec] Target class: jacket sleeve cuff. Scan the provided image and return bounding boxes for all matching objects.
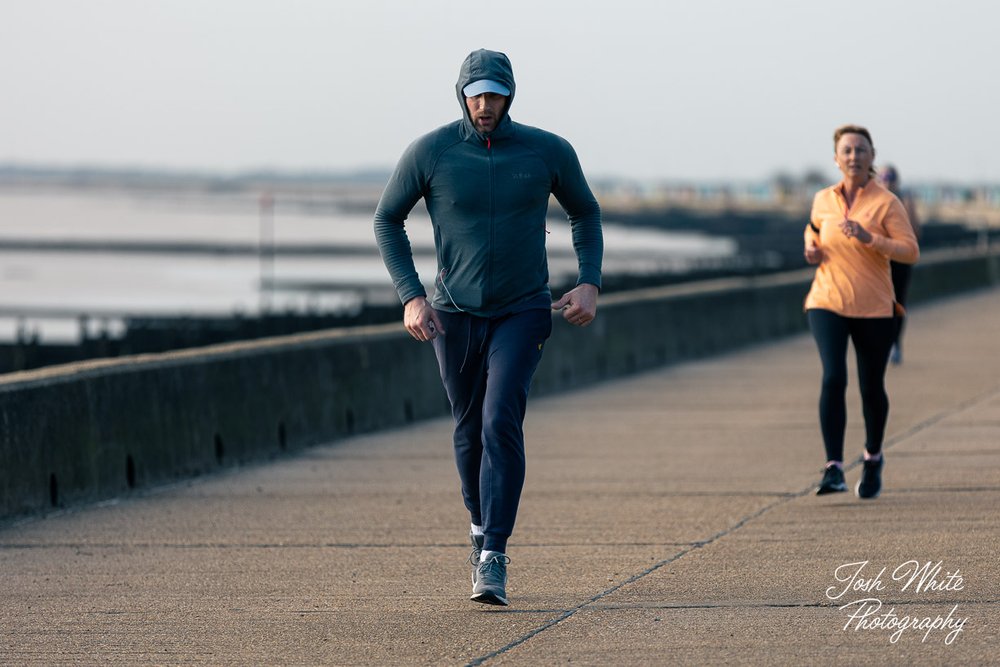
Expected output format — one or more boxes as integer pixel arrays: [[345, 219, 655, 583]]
[[577, 268, 602, 291], [868, 234, 889, 256], [396, 283, 427, 306]]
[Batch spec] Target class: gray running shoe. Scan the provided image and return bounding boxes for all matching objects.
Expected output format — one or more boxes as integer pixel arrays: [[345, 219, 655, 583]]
[[471, 553, 510, 606]]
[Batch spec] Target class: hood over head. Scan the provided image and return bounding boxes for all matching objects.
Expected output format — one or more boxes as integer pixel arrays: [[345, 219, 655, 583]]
[[456, 49, 515, 135]]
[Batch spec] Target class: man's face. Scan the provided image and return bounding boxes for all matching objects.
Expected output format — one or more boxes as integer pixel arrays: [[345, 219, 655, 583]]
[[465, 92, 507, 134]]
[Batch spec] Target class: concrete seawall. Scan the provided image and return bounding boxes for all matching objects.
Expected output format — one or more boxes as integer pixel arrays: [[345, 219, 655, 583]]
[[2, 248, 997, 521]]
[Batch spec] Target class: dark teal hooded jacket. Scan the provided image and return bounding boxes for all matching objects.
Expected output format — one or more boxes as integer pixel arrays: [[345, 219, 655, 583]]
[[374, 49, 603, 317]]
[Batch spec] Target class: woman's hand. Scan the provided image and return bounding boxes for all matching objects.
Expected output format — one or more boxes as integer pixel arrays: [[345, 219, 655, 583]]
[[839, 218, 873, 245], [804, 241, 823, 264]]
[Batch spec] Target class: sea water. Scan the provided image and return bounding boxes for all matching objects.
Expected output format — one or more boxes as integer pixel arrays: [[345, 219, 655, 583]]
[[0, 187, 735, 342]]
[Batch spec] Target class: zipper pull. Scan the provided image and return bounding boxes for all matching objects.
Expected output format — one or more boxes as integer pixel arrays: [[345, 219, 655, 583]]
[[486, 137, 491, 150]]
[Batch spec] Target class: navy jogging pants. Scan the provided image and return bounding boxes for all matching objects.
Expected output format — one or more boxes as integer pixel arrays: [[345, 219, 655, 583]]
[[432, 308, 552, 554]]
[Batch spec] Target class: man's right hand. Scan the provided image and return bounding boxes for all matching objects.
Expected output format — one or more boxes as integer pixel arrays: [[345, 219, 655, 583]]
[[403, 297, 445, 342]]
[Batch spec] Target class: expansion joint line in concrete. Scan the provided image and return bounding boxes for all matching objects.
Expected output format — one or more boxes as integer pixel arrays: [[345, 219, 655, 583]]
[[465, 382, 1000, 667]]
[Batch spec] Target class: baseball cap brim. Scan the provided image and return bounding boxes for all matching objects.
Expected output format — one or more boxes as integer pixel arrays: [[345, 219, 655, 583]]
[[463, 79, 510, 97]]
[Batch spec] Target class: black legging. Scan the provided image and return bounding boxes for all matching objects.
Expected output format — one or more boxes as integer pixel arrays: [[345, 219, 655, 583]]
[[807, 309, 895, 462]]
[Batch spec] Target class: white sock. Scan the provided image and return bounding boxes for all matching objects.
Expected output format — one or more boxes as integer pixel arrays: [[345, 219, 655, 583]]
[[480, 549, 503, 563], [471, 523, 484, 536]]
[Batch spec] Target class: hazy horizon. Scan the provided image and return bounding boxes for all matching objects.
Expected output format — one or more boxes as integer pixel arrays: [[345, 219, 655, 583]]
[[4, 1, 998, 184]]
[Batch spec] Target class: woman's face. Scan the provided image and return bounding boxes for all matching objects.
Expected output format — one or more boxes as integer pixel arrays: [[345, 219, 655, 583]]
[[834, 133, 875, 182]]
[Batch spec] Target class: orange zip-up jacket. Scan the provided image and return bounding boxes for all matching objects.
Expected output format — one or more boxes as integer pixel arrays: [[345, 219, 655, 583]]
[[804, 179, 919, 318]]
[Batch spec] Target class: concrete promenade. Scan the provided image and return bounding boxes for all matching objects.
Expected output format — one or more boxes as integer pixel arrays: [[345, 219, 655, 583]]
[[2, 288, 999, 666]]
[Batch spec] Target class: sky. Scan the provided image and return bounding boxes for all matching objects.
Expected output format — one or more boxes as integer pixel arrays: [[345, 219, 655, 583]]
[[2, 0, 998, 184]]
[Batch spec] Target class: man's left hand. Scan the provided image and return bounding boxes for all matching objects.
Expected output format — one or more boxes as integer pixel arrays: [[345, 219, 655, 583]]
[[552, 283, 599, 327]]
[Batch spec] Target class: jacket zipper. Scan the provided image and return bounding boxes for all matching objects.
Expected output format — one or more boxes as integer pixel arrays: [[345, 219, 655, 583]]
[[839, 182, 863, 219], [486, 136, 495, 308]]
